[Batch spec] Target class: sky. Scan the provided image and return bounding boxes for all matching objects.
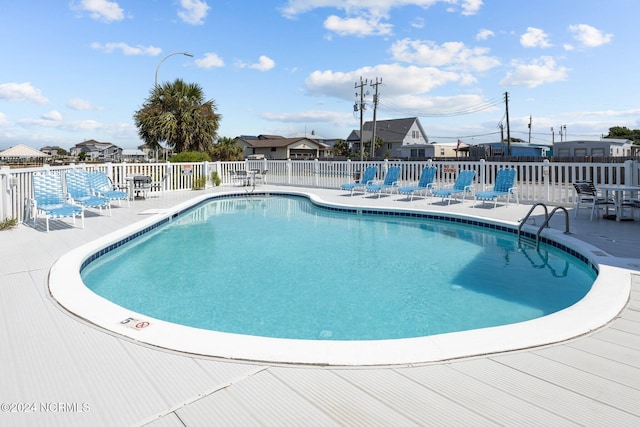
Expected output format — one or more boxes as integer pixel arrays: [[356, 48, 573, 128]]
[[1, 0, 639, 151]]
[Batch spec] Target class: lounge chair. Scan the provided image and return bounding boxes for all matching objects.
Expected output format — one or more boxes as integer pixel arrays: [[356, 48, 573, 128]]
[[573, 180, 615, 220], [230, 170, 248, 186], [65, 169, 112, 215], [474, 168, 518, 208], [365, 166, 402, 198], [397, 166, 436, 201], [340, 166, 378, 196], [432, 170, 476, 205], [87, 171, 129, 206], [31, 171, 84, 232], [150, 171, 171, 195]]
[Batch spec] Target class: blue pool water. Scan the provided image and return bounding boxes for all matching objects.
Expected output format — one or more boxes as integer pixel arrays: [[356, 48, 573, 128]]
[[82, 195, 596, 341]]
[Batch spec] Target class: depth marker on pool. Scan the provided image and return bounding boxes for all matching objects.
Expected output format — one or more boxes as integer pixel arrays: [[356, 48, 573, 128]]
[[120, 317, 151, 330]]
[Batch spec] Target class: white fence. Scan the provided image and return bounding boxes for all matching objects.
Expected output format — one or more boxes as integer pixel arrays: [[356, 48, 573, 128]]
[[2, 159, 639, 223]]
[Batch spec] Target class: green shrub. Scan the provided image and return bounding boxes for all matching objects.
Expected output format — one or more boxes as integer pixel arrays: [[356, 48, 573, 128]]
[[0, 218, 18, 231], [192, 176, 207, 190], [170, 151, 211, 162], [210, 171, 221, 186]]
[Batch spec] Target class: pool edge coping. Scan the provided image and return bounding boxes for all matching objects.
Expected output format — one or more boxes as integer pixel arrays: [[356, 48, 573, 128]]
[[48, 189, 632, 367]]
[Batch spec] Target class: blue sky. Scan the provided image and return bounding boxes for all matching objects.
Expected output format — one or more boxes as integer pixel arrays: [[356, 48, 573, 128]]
[[1, 0, 638, 150]]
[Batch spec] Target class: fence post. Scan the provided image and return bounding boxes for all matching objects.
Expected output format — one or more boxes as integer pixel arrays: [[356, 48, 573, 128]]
[[543, 159, 550, 203], [287, 159, 292, 185], [0, 167, 10, 221], [624, 159, 635, 185], [479, 159, 486, 189], [314, 158, 319, 187]]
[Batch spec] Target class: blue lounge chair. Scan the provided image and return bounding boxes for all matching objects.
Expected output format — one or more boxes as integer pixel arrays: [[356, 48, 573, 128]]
[[366, 166, 402, 198], [31, 171, 84, 232], [397, 166, 436, 201], [65, 169, 112, 215], [432, 170, 476, 205], [341, 166, 378, 196], [475, 168, 518, 208], [87, 171, 129, 206]]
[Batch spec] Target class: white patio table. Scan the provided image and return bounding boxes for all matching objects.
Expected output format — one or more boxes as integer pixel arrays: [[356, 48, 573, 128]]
[[596, 184, 640, 221]]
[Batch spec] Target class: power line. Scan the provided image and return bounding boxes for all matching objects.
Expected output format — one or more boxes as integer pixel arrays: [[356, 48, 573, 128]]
[[377, 95, 503, 118]]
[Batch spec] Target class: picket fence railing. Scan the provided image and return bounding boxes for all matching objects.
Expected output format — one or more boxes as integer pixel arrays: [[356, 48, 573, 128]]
[[1, 159, 639, 223]]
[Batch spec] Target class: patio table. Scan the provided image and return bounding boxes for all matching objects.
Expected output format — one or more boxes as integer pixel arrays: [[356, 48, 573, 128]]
[[596, 184, 640, 221]]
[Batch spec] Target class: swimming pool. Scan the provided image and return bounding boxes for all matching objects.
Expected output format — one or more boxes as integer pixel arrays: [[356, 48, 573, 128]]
[[49, 190, 630, 366], [81, 196, 595, 341]]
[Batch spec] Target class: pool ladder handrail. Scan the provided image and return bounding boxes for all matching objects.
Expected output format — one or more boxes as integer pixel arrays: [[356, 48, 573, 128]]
[[518, 203, 571, 248]]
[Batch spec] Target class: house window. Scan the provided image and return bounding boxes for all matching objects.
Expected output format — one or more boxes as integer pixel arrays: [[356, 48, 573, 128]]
[[387, 143, 392, 150], [574, 148, 587, 157], [440, 148, 445, 156], [270, 147, 276, 152], [411, 130, 419, 139], [557, 148, 569, 156], [410, 148, 425, 157], [591, 148, 605, 157]]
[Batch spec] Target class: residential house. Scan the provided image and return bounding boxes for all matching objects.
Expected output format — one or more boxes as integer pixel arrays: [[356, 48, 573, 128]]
[[346, 117, 430, 159], [472, 142, 551, 157], [553, 139, 633, 158], [70, 139, 122, 162], [234, 135, 328, 159]]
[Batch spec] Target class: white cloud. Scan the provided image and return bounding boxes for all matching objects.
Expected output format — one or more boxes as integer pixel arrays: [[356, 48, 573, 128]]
[[305, 63, 468, 101], [500, 56, 569, 88], [390, 38, 500, 72], [71, 0, 124, 23], [0, 112, 9, 127], [475, 29, 494, 41], [178, 0, 210, 25], [0, 82, 48, 104], [281, 0, 482, 19], [460, 0, 483, 16], [250, 56, 276, 71], [90, 42, 162, 56], [67, 98, 101, 111], [567, 24, 613, 48], [194, 53, 225, 69], [261, 110, 351, 124], [520, 27, 552, 48], [324, 15, 393, 37], [41, 110, 63, 121]]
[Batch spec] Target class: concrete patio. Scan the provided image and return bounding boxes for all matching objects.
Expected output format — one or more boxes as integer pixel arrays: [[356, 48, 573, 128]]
[[1, 185, 638, 426]]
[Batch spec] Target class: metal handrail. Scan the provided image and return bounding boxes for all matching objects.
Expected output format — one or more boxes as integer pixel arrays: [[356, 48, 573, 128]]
[[517, 202, 549, 242], [535, 206, 571, 247]]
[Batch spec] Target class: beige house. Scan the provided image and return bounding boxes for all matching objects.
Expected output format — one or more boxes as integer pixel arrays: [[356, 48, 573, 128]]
[[234, 135, 328, 160]]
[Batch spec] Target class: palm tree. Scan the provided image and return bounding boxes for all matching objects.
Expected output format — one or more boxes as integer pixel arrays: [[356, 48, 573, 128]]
[[209, 136, 244, 161], [134, 79, 221, 154]]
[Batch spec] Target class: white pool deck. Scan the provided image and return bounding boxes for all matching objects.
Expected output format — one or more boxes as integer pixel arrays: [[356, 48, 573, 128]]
[[1, 185, 639, 426]]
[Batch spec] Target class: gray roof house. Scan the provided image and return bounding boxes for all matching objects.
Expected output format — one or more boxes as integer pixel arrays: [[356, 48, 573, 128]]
[[347, 117, 430, 159], [234, 135, 329, 160], [70, 139, 122, 162]]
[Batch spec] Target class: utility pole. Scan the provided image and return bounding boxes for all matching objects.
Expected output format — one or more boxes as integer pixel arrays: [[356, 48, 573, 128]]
[[551, 127, 554, 144], [354, 77, 368, 162], [499, 123, 504, 155], [504, 92, 511, 156], [370, 77, 382, 159], [528, 115, 532, 144]]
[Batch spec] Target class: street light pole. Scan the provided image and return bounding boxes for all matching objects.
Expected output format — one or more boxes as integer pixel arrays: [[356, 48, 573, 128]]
[[154, 52, 194, 86]]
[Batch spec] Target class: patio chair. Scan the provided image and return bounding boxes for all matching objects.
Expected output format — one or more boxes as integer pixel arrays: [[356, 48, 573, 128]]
[[397, 166, 436, 201], [87, 171, 129, 206], [474, 168, 518, 208], [254, 169, 268, 185], [230, 170, 248, 186], [150, 170, 171, 195], [341, 166, 378, 196], [31, 171, 84, 232], [65, 169, 112, 215], [432, 170, 476, 205], [573, 180, 614, 221], [365, 166, 402, 198]]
